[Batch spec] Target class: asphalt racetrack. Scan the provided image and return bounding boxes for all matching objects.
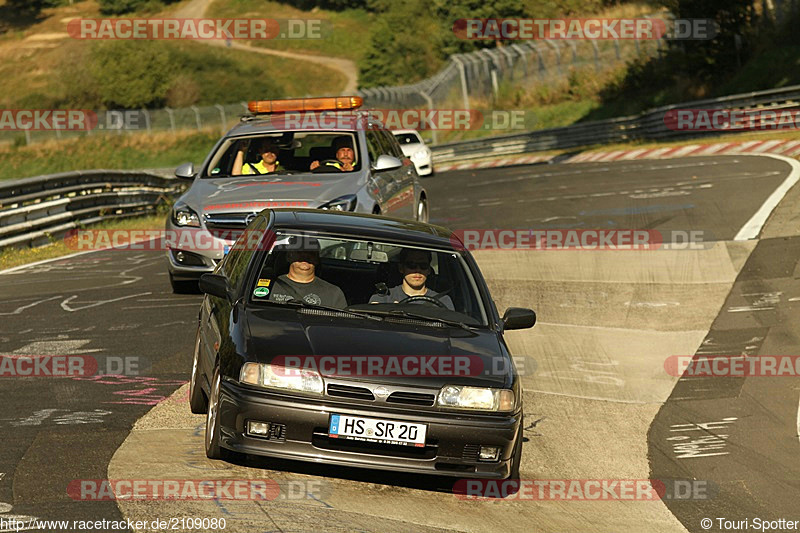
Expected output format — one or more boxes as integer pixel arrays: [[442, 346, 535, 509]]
[[1, 154, 798, 533]]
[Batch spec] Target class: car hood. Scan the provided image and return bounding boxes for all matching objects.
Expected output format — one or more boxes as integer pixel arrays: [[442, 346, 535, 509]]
[[244, 308, 512, 389], [399, 143, 425, 157], [183, 174, 364, 212]]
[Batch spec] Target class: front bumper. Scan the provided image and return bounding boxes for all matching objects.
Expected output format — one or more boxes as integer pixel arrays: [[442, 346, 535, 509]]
[[217, 379, 522, 479]]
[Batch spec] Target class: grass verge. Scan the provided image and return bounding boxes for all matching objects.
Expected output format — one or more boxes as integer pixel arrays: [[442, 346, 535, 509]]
[[0, 129, 218, 180], [0, 213, 167, 271]]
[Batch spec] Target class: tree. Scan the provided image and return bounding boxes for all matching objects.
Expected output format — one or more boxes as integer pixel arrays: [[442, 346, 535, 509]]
[[358, 0, 442, 87], [89, 41, 174, 108]]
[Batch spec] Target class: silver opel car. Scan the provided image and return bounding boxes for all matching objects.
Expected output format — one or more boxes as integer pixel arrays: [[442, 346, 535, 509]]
[[166, 96, 429, 292]]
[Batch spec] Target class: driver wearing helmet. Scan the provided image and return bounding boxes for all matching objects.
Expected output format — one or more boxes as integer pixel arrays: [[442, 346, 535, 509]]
[[369, 249, 454, 310]]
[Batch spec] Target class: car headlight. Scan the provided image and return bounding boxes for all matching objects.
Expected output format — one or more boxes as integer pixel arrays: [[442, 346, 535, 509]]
[[413, 149, 428, 160], [437, 385, 515, 412], [171, 203, 201, 227], [319, 194, 357, 212], [240, 362, 323, 395]]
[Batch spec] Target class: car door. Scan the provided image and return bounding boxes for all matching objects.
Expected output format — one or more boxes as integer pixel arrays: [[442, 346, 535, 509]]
[[365, 128, 394, 215], [378, 128, 416, 219], [199, 217, 265, 388]]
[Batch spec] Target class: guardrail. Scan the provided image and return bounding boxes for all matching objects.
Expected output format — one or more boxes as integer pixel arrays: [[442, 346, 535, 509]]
[[0, 170, 183, 249], [431, 84, 800, 162]]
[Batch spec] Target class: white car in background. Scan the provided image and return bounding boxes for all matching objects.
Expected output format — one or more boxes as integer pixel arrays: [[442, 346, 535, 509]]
[[393, 129, 433, 177]]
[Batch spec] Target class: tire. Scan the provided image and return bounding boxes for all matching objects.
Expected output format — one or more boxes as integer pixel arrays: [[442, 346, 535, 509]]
[[417, 197, 429, 224], [205, 363, 225, 459], [189, 332, 207, 414], [170, 273, 199, 294]]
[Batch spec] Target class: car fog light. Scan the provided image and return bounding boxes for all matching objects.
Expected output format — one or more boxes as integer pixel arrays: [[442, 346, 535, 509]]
[[176, 251, 185, 263], [247, 421, 270, 436], [478, 446, 500, 462]]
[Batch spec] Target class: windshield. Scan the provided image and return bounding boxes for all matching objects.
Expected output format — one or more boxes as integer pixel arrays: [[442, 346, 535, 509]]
[[206, 132, 361, 177], [393, 133, 422, 145], [249, 233, 489, 327]]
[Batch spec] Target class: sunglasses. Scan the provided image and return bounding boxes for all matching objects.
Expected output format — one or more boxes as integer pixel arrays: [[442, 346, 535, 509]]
[[403, 261, 430, 270]]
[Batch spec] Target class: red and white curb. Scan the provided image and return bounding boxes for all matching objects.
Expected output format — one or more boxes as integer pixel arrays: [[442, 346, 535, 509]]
[[435, 139, 800, 172]]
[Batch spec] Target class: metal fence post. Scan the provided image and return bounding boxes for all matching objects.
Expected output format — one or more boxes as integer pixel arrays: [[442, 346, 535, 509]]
[[141, 108, 151, 132], [452, 57, 470, 111], [418, 90, 438, 145], [165, 107, 175, 133], [590, 41, 601, 71], [215, 104, 227, 133], [191, 106, 202, 130]]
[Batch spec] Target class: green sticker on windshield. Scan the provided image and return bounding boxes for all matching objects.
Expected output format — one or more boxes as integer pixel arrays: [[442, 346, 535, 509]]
[[253, 287, 270, 298]]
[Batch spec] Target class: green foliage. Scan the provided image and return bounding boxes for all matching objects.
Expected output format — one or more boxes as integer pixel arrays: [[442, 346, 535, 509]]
[[98, 0, 181, 15], [0, 130, 220, 181], [89, 41, 174, 108], [358, 0, 443, 87], [0, 0, 64, 29], [592, 0, 759, 113], [358, 0, 615, 88]]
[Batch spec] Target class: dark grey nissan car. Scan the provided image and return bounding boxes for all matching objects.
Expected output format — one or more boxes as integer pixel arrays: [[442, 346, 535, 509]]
[[166, 96, 429, 293], [189, 209, 536, 480]]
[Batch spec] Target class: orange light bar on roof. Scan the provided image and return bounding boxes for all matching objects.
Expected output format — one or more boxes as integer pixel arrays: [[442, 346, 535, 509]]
[[248, 96, 363, 114]]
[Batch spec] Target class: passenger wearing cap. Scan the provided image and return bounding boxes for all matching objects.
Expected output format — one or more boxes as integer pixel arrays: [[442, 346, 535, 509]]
[[309, 136, 356, 172], [232, 138, 284, 175], [269, 237, 348, 308]]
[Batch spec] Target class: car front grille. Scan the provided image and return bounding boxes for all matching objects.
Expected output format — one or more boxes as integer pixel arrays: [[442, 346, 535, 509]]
[[204, 212, 253, 229], [386, 391, 436, 407], [462, 444, 480, 461], [326, 383, 375, 401]]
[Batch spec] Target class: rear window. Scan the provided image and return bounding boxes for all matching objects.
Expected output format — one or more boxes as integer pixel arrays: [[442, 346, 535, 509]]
[[394, 133, 422, 145]]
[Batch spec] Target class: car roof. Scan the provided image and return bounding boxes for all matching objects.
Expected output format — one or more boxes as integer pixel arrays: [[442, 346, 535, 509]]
[[266, 209, 459, 248], [227, 111, 385, 136], [392, 129, 421, 136]]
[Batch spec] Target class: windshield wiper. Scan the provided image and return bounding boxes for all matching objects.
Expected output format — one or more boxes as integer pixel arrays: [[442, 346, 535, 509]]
[[261, 298, 382, 321], [358, 308, 478, 333]]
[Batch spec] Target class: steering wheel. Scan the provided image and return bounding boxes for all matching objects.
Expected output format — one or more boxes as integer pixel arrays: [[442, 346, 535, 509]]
[[318, 159, 342, 169], [397, 295, 447, 308]]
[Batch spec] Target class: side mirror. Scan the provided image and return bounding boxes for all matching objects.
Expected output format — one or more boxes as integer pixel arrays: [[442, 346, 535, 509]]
[[372, 154, 402, 172], [175, 162, 196, 180], [199, 273, 232, 302], [502, 307, 536, 330]]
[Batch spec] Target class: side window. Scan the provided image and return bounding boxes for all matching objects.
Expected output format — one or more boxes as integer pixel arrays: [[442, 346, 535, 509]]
[[223, 217, 267, 292], [379, 129, 405, 159], [365, 131, 382, 163]]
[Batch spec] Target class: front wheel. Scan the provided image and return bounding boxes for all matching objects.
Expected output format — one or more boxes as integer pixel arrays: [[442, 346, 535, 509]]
[[205, 364, 225, 459], [189, 332, 207, 414]]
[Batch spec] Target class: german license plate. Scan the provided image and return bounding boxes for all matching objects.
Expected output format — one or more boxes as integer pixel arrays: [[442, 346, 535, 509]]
[[329, 414, 426, 447]]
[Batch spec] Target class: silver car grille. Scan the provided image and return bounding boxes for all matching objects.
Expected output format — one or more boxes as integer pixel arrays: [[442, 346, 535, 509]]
[[204, 212, 255, 229]]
